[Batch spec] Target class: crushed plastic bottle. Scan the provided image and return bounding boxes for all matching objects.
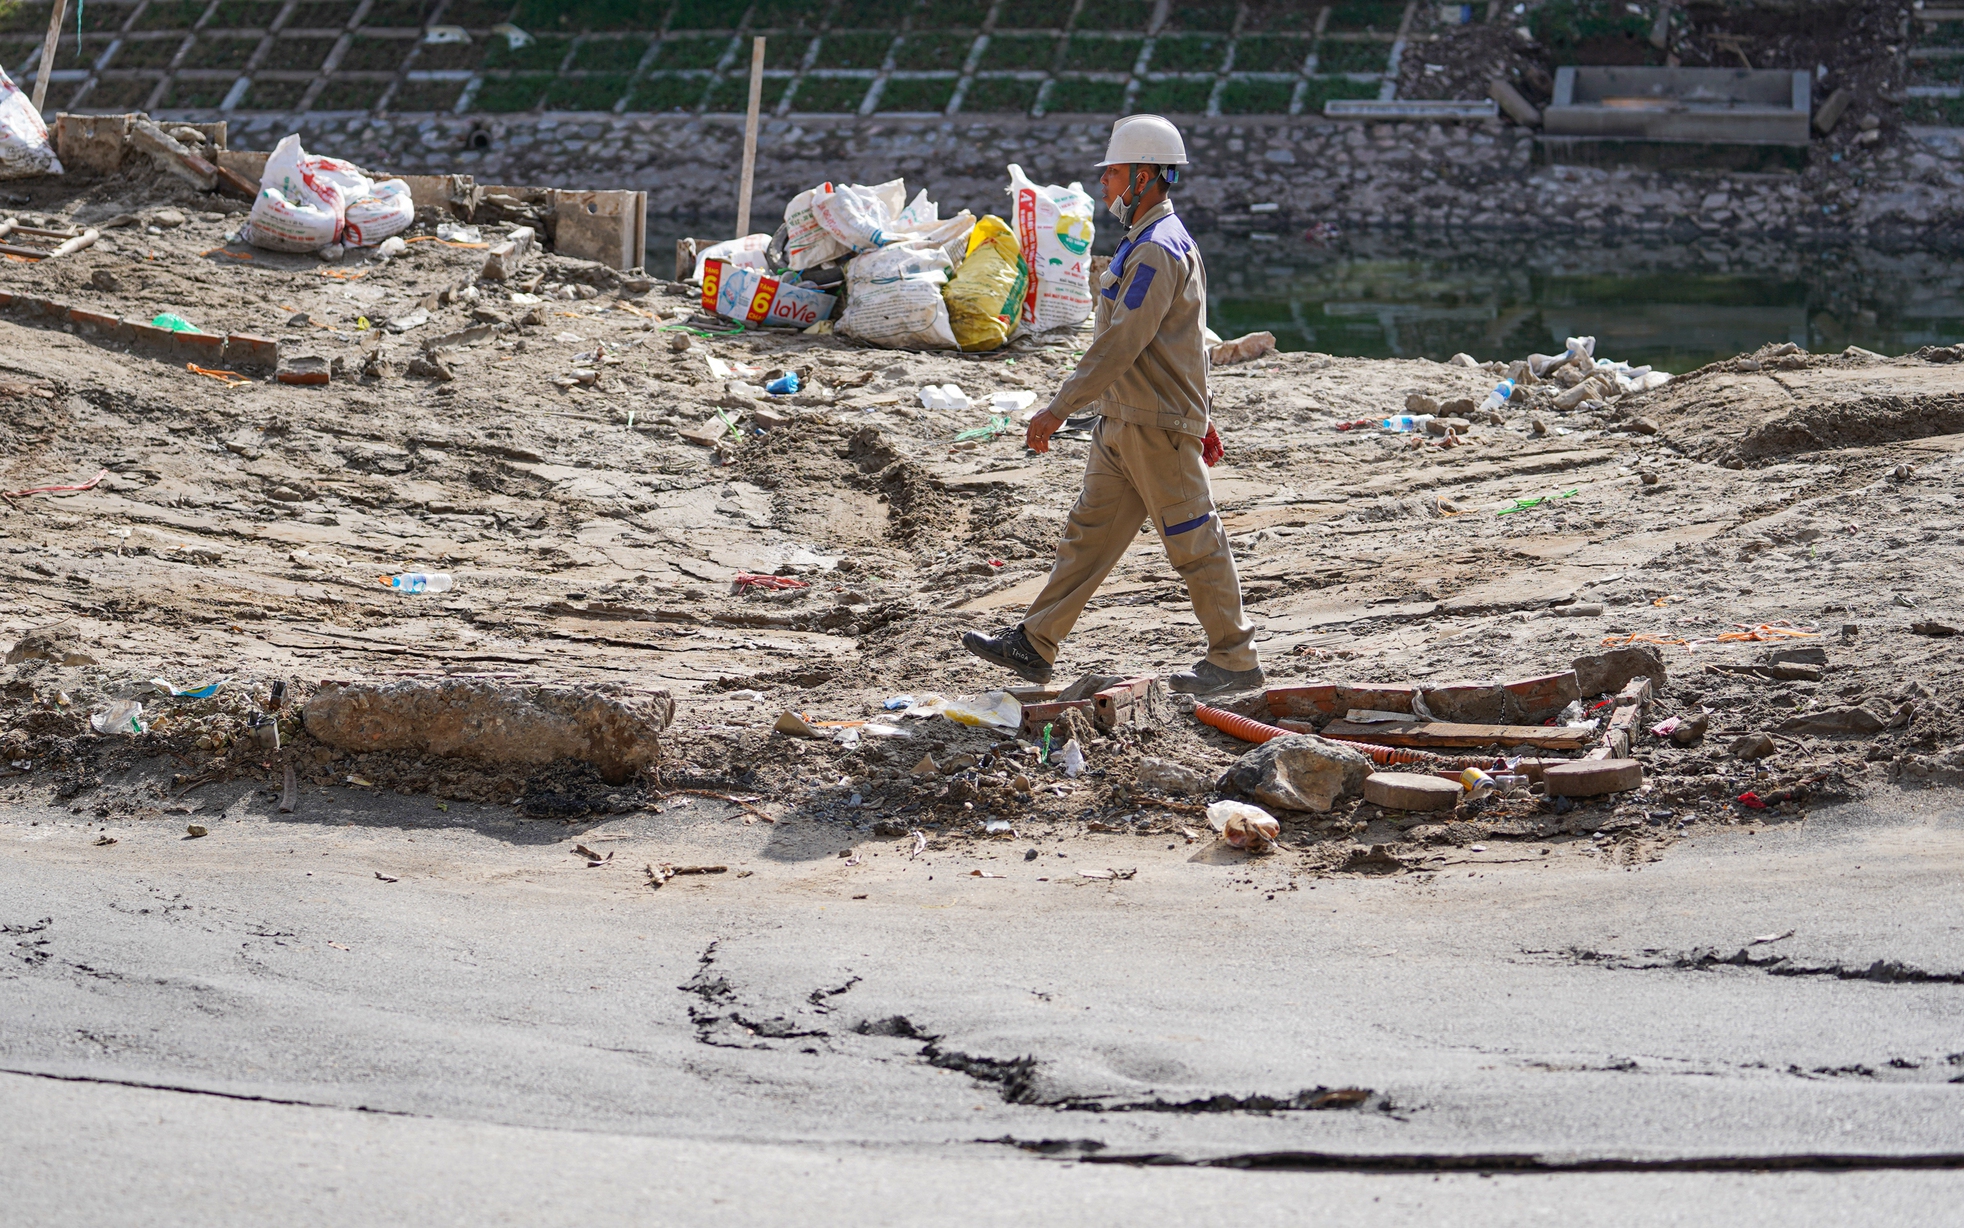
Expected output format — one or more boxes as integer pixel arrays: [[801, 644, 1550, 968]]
[[379, 572, 452, 593], [91, 699, 145, 736], [1479, 379, 1515, 412], [1381, 414, 1434, 433]]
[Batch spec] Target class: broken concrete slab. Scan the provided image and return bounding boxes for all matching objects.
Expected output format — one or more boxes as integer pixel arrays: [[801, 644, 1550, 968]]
[[1776, 705, 1889, 736], [1543, 758, 1644, 797], [1362, 771, 1460, 811], [303, 679, 674, 784], [1218, 734, 1372, 813]]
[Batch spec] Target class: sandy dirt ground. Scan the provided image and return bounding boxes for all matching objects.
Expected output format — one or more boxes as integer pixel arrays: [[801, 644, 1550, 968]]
[[4, 166, 1964, 878]]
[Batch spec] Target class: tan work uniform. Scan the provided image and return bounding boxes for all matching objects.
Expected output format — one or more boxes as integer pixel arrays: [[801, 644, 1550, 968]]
[[1020, 200, 1258, 673]]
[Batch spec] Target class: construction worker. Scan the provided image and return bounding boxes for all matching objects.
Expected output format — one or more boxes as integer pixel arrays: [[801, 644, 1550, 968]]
[[961, 114, 1262, 697]]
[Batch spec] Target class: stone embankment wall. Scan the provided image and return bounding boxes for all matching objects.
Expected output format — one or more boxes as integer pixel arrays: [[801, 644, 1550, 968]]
[[222, 111, 1964, 243]]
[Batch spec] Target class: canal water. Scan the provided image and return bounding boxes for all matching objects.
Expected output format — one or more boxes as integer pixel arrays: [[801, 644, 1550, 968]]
[[656, 219, 1964, 372]]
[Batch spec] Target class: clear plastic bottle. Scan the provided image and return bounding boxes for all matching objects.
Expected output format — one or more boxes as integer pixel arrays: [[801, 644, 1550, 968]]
[[1380, 413, 1433, 433], [379, 573, 452, 593], [1479, 379, 1515, 412]]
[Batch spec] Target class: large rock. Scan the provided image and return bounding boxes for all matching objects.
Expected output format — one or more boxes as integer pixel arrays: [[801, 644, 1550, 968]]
[[1135, 756, 1209, 796], [1573, 645, 1666, 696], [1218, 734, 1371, 813], [4, 622, 97, 667], [304, 679, 674, 783], [1777, 705, 1889, 736]]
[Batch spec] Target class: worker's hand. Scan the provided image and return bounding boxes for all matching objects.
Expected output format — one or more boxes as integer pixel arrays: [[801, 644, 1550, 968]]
[[1025, 407, 1065, 454]]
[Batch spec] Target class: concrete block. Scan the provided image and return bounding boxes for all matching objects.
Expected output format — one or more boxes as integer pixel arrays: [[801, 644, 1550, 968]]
[[225, 333, 279, 370]]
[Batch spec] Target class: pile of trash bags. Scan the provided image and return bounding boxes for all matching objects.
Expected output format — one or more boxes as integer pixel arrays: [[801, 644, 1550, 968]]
[[693, 163, 1096, 352], [238, 134, 414, 254], [0, 66, 62, 179]]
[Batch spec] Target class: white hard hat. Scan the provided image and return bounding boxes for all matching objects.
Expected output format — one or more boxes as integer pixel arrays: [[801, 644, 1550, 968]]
[[1096, 114, 1189, 167]]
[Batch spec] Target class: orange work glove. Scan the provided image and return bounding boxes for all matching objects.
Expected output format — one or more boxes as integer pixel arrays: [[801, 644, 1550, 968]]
[[1202, 423, 1224, 467]]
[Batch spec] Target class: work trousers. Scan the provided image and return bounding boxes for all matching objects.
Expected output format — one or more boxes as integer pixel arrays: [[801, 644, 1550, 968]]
[[1021, 416, 1258, 672]]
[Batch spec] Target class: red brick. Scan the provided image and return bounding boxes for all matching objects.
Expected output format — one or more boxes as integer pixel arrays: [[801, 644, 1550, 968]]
[[224, 332, 278, 370], [126, 319, 176, 352], [68, 307, 129, 338], [1502, 671, 1581, 723], [1019, 700, 1091, 739], [173, 330, 227, 365]]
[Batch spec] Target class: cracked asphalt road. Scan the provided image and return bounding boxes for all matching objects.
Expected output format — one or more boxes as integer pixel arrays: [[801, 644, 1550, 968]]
[[4, 775, 1963, 1224]]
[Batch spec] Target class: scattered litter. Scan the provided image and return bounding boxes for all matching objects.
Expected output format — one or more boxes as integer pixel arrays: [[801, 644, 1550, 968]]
[[490, 22, 532, 48], [1748, 929, 1795, 946], [378, 572, 452, 593], [1, 468, 108, 500], [149, 677, 226, 699], [950, 414, 1012, 444], [151, 312, 203, 333], [1497, 490, 1579, 515], [1737, 790, 1768, 810], [90, 700, 145, 736], [1078, 868, 1138, 880], [764, 372, 800, 395], [732, 572, 809, 592], [387, 307, 430, 333], [1058, 739, 1087, 778], [883, 695, 915, 710], [919, 383, 971, 411], [0, 66, 63, 179], [374, 871, 400, 882], [1206, 800, 1280, 852], [422, 24, 470, 43], [774, 711, 822, 738], [902, 691, 1023, 730]]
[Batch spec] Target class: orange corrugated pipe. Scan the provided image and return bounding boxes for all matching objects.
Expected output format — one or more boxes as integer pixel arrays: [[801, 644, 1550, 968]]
[[1194, 704, 1492, 769]]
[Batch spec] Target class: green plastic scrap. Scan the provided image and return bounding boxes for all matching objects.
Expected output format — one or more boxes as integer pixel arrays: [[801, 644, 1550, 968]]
[[1040, 721, 1055, 764], [659, 321, 745, 339], [950, 414, 1012, 444], [1496, 489, 1579, 516], [713, 408, 743, 440], [152, 313, 203, 334]]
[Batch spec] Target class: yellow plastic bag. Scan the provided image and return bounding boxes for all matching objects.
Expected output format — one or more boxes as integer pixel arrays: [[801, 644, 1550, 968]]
[[941, 215, 1027, 353]]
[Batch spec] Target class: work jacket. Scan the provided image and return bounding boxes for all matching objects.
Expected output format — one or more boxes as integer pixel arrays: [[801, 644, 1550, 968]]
[[1043, 199, 1211, 439]]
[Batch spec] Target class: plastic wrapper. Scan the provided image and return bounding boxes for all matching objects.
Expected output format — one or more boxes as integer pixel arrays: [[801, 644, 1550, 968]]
[[900, 690, 1023, 730], [942, 215, 1027, 353], [712, 262, 838, 329], [1207, 800, 1280, 852], [811, 178, 908, 254], [342, 178, 414, 247], [692, 232, 771, 282], [1006, 163, 1095, 333], [837, 240, 958, 350], [0, 66, 61, 180]]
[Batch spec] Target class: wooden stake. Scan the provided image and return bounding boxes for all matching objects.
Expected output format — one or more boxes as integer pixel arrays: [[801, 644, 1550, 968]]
[[31, 0, 71, 114], [735, 35, 765, 239]]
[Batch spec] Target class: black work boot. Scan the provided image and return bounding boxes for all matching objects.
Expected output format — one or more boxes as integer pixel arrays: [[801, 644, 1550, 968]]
[[960, 624, 1053, 684], [1169, 659, 1266, 696]]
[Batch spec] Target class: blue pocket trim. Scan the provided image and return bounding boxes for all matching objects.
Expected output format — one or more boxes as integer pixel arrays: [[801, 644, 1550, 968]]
[[1123, 263, 1157, 309], [1165, 512, 1211, 536]]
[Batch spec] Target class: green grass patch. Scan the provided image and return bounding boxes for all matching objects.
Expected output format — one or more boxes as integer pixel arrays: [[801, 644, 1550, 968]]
[[79, 2, 134, 32], [134, 0, 207, 30], [1151, 33, 1230, 72], [1133, 76, 1213, 112], [315, 77, 391, 110], [631, 72, 711, 110], [981, 33, 1056, 69], [514, 0, 670, 29], [785, 74, 871, 111], [833, 0, 900, 25], [476, 73, 553, 111], [1219, 76, 1296, 112], [914, 0, 992, 28], [1076, 0, 1152, 30], [1323, 1, 1403, 32], [389, 78, 465, 110], [547, 72, 632, 108], [1913, 58, 1964, 84], [162, 78, 234, 108], [416, 39, 487, 69], [266, 35, 338, 69], [877, 76, 956, 111], [208, 1, 284, 28], [243, 76, 310, 108], [961, 74, 1040, 112], [87, 76, 164, 107], [0, 4, 47, 35], [670, 0, 748, 28], [1232, 34, 1309, 72], [814, 32, 893, 69], [702, 72, 795, 110], [112, 37, 185, 68], [1164, 3, 1238, 31], [1062, 34, 1140, 72], [576, 36, 651, 70], [995, 0, 1070, 28], [288, 2, 361, 27], [1045, 75, 1125, 112], [444, 2, 515, 25], [339, 35, 413, 71], [654, 35, 734, 69], [486, 34, 572, 70], [893, 31, 975, 71], [361, 1, 442, 27], [1315, 38, 1387, 73], [1300, 74, 1379, 108], [1907, 95, 1964, 126], [183, 35, 260, 68], [1530, 0, 1650, 56]]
